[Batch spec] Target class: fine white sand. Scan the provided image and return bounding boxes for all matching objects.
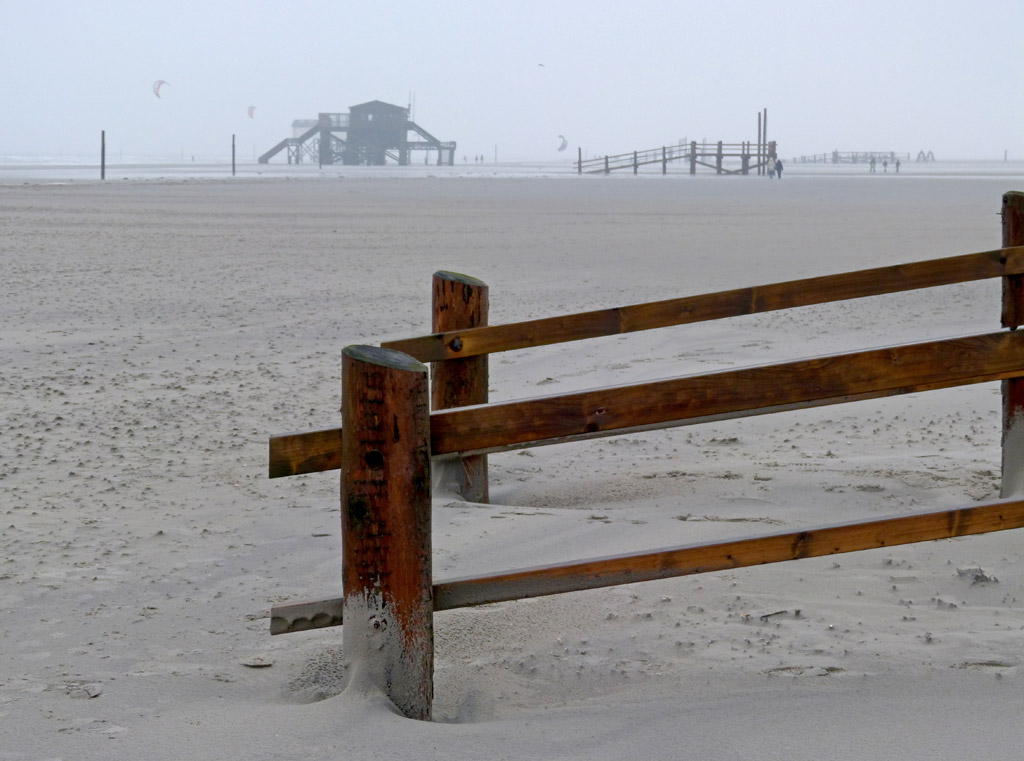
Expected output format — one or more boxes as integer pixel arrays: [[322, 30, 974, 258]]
[[3, 168, 1024, 760]]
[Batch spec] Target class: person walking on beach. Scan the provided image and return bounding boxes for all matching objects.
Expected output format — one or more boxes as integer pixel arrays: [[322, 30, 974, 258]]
[[768, 156, 776, 178], [775, 158, 784, 179], [870, 157, 876, 173], [896, 158, 901, 173]]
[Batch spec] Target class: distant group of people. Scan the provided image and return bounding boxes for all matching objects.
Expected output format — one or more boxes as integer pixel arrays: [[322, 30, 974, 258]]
[[768, 156, 784, 178], [869, 157, 901, 173]]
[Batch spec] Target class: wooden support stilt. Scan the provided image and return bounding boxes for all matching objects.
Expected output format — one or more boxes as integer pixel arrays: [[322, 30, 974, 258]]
[[431, 272, 489, 502], [690, 141, 697, 175], [662, 146, 667, 175], [341, 345, 433, 720], [716, 141, 723, 175], [1002, 191, 1024, 496]]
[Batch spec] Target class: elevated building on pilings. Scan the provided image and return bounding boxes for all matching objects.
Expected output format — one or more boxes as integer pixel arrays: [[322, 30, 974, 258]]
[[259, 100, 456, 166]]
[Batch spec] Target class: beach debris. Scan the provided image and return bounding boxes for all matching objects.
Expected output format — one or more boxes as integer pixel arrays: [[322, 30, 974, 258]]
[[66, 681, 103, 699], [957, 566, 998, 584], [242, 657, 274, 668], [152, 79, 170, 98], [557, 135, 568, 152], [742, 609, 800, 623]]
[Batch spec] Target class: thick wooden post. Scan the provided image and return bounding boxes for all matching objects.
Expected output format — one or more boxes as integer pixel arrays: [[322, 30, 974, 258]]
[[100, 130, 106, 181], [1002, 191, 1024, 496], [662, 145, 667, 175], [633, 151, 638, 174], [341, 345, 433, 720], [431, 271, 489, 502], [690, 141, 697, 175], [716, 141, 723, 175], [604, 155, 609, 175]]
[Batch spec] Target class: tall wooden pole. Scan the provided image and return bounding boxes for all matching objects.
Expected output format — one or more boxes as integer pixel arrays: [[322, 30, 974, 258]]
[[341, 345, 433, 720], [1002, 191, 1024, 496], [100, 130, 106, 180], [431, 271, 489, 502], [757, 112, 762, 175], [763, 108, 768, 170]]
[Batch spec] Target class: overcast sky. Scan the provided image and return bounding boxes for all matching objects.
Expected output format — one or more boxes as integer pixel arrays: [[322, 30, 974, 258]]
[[2, 0, 1021, 162]]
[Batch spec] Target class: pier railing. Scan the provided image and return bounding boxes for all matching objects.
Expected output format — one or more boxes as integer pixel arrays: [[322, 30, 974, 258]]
[[266, 192, 1024, 720]]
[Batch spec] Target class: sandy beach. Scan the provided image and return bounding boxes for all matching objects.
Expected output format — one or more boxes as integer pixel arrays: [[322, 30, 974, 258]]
[[3, 168, 1024, 759]]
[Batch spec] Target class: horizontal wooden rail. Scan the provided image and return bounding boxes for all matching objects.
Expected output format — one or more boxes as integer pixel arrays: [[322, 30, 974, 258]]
[[270, 330, 1024, 477], [383, 247, 1024, 362], [270, 497, 1024, 633]]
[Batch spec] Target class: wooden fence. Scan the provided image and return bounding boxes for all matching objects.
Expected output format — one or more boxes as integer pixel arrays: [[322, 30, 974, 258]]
[[267, 192, 1024, 720]]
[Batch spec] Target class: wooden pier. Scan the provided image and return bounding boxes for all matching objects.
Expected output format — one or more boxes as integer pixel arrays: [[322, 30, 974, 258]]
[[578, 107, 775, 177], [577, 140, 777, 176]]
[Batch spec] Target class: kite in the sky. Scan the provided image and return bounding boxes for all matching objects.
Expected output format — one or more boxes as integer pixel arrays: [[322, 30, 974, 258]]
[[248, 105, 256, 119], [557, 135, 568, 152], [153, 80, 170, 98]]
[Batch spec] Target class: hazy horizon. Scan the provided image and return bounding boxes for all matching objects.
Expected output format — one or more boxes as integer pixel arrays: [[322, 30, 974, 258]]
[[2, 0, 1022, 162]]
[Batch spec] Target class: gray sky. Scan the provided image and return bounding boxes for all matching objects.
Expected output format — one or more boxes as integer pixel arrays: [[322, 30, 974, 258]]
[[2, 0, 1021, 161]]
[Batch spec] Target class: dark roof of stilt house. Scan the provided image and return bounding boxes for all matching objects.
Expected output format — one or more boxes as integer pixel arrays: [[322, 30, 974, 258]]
[[349, 100, 408, 114]]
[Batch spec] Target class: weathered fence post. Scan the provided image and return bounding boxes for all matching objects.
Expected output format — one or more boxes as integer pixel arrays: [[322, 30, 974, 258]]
[[1002, 191, 1024, 496], [578, 146, 582, 175], [716, 141, 723, 174], [633, 151, 638, 174], [690, 141, 697, 175], [662, 146, 667, 175], [432, 271, 489, 502], [604, 155, 609, 175], [341, 345, 433, 720]]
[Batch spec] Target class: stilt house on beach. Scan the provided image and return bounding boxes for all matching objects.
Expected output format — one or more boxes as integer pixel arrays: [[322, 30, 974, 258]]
[[258, 100, 456, 166]]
